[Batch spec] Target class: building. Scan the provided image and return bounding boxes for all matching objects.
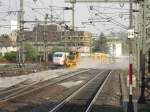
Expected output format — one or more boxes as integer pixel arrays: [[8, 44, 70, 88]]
[[23, 24, 92, 53], [23, 24, 62, 56], [9, 31, 17, 45], [61, 31, 92, 53], [0, 34, 17, 56], [106, 37, 123, 57], [8, 24, 92, 57]]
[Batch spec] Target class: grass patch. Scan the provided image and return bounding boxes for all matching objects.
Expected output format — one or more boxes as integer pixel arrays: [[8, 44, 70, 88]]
[[139, 104, 150, 112]]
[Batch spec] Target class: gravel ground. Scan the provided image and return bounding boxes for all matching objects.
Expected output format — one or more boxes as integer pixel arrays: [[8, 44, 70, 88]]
[[0, 55, 131, 112], [0, 69, 101, 112], [0, 56, 129, 89], [0, 68, 76, 89], [91, 71, 122, 112]]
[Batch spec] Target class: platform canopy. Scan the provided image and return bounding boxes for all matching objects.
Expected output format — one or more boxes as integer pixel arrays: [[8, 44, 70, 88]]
[[65, 0, 138, 3]]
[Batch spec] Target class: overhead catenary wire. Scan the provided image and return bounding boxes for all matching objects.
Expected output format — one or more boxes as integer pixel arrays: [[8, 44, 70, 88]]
[[91, 5, 129, 11], [80, 3, 128, 34], [91, 7, 128, 29], [38, 0, 48, 14]]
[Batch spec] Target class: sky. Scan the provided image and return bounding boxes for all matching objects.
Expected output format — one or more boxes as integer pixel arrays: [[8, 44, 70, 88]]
[[0, 0, 132, 35]]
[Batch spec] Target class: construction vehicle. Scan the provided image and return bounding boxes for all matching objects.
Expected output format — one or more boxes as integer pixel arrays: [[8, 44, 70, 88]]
[[65, 50, 79, 67]]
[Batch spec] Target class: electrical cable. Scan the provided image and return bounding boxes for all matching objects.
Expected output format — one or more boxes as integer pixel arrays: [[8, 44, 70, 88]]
[[38, 0, 48, 14], [91, 5, 129, 11], [8, 0, 11, 11], [93, 7, 128, 29]]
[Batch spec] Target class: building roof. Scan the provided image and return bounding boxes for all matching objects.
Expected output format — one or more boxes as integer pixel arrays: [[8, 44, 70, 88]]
[[23, 24, 62, 42], [17, 24, 92, 43]]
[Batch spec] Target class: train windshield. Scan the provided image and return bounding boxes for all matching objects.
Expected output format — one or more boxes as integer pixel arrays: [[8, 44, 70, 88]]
[[69, 52, 75, 60], [54, 54, 63, 57]]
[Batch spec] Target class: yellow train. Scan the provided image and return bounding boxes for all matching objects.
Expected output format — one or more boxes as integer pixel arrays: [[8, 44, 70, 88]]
[[65, 50, 79, 67]]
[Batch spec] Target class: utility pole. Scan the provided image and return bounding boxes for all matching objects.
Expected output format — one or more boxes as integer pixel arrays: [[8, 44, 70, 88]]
[[138, 0, 150, 104], [44, 13, 48, 64], [70, 0, 76, 31], [35, 18, 39, 62], [49, 6, 53, 23], [17, 0, 24, 68], [127, 0, 134, 111], [72, 3, 75, 31]]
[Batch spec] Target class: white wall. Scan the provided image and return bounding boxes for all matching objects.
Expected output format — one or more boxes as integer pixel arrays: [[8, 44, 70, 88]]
[[0, 47, 17, 56], [108, 43, 122, 57], [115, 43, 122, 56]]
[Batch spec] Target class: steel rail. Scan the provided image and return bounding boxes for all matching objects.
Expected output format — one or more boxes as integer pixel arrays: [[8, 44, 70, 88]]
[[0, 69, 88, 94], [0, 69, 91, 102], [85, 71, 112, 112], [49, 70, 108, 112], [0, 79, 36, 95]]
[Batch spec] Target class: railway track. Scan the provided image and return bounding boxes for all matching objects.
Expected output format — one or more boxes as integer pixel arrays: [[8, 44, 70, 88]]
[[0, 68, 91, 102], [0, 69, 123, 112], [48, 70, 111, 112]]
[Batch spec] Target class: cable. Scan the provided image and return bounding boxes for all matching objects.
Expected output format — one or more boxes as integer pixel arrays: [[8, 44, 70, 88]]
[[32, 9, 45, 17], [92, 7, 128, 29], [38, 0, 48, 14], [8, 0, 11, 11], [87, 6, 94, 24], [91, 5, 129, 11], [15, 0, 18, 11], [0, 14, 9, 21]]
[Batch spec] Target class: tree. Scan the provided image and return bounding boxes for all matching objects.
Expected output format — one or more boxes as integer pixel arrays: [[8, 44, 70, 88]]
[[92, 38, 99, 52], [24, 43, 38, 61], [4, 52, 17, 62], [93, 32, 108, 53]]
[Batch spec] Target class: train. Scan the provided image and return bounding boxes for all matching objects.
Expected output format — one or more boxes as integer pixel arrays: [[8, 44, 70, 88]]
[[52, 50, 79, 67], [53, 52, 67, 66]]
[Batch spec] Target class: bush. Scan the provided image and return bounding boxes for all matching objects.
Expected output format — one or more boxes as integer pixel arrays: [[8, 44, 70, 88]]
[[0, 53, 2, 57], [24, 43, 38, 61], [4, 52, 17, 62]]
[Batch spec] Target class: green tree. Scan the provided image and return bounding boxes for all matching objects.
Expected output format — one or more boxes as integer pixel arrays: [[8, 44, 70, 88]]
[[92, 38, 99, 52], [24, 43, 38, 61], [52, 46, 63, 52], [0, 53, 3, 58], [93, 32, 108, 53]]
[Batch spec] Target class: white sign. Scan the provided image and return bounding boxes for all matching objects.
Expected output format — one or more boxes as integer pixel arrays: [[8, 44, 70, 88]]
[[65, 0, 137, 3], [128, 29, 134, 39], [11, 20, 18, 31]]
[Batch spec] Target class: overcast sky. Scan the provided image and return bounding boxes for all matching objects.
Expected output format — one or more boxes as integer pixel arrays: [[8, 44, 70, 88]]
[[0, 0, 132, 35]]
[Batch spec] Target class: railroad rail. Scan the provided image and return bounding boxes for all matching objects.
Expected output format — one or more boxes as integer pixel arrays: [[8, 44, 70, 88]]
[[0, 68, 91, 102], [0, 69, 123, 112], [49, 70, 112, 112]]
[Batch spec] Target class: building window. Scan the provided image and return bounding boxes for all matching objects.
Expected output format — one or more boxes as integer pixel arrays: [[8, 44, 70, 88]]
[[68, 37, 71, 40], [80, 37, 83, 40]]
